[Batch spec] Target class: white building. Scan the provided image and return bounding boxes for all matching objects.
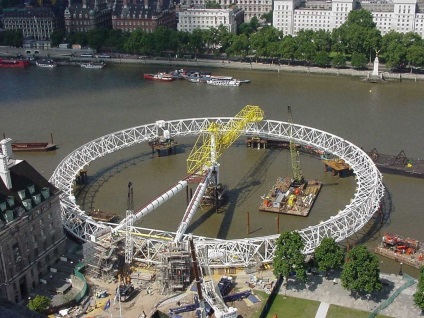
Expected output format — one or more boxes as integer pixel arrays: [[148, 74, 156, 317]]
[[273, 0, 424, 38], [177, 8, 241, 33], [182, 0, 271, 22]]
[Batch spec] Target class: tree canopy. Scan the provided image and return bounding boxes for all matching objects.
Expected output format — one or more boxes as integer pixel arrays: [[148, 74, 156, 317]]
[[414, 266, 424, 311], [341, 245, 382, 295], [28, 295, 51, 313], [314, 237, 345, 275], [273, 231, 307, 283]]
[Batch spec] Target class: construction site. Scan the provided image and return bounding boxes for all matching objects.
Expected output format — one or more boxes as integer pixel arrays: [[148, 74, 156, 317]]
[[79, 106, 268, 318], [258, 106, 322, 217]]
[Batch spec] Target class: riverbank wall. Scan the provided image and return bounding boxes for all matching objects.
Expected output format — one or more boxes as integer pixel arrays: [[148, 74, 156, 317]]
[[1, 46, 423, 82]]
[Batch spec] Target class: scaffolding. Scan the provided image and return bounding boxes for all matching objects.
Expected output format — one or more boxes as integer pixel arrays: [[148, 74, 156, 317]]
[[82, 241, 117, 280], [157, 244, 191, 295]]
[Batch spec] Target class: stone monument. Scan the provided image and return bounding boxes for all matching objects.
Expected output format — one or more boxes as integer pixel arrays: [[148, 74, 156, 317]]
[[372, 49, 380, 77]]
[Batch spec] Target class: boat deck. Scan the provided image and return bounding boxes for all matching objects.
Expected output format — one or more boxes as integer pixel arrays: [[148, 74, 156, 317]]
[[12, 142, 56, 152], [259, 177, 322, 217]]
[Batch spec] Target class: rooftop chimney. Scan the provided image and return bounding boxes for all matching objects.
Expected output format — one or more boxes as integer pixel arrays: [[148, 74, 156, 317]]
[[0, 154, 12, 189], [0, 138, 14, 160]]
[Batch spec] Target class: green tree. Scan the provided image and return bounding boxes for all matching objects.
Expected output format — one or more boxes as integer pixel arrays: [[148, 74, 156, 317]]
[[261, 11, 273, 24], [350, 51, 368, 69], [414, 266, 424, 311], [314, 237, 345, 276], [279, 35, 297, 63], [28, 295, 51, 313], [337, 9, 381, 56], [273, 231, 307, 283], [332, 54, 347, 68], [249, 16, 260, 32], [205, 0, 221, 8], [313, 51, 331, 67], [50, 29, 65, 47], [341, 245, 382, 296]]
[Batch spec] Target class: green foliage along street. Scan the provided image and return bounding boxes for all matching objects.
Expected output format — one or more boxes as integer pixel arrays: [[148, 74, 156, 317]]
[[341, 245, 382, 296], [273, 231, 307, 283], [413, 265, 424, 311], [3, 8, 423, 71], [314, 237, 345, 276]]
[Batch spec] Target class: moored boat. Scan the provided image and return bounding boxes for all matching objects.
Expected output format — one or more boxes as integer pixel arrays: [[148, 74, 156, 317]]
[[0, 58, 29, 68], [12, 142, 57, 152], [144, 73, 174, 81], [36, 59, 57, 68], [81, 62, 105, 69], [206, 76, 240, 87]]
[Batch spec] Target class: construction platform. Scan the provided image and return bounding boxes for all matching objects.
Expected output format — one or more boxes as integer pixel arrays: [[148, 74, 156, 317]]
[[374, 233, 424, 269], [322, 158, 353, 178], [246, 137, 298, 150], [148, 138, 177, 156], [259, 177, 322, 217], [368, 149, 424, 178]]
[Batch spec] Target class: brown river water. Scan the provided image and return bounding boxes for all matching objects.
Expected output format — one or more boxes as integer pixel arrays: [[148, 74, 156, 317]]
[[1, 63, 423, 276]]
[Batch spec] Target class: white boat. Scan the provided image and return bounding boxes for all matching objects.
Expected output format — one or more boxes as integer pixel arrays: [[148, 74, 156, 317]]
[[81, 62, 105, 69], [36, 60, 57, 68], [206, 76, 240, 87]]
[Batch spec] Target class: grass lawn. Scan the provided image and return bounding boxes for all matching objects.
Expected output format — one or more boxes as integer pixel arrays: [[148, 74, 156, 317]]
[[254, 291, 320, 318], [253, 292, 393, 318], [326, 305, 392, 318]]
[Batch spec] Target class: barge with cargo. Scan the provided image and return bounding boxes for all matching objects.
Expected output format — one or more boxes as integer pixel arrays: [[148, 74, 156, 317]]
[[374, 233, 424, 269], [259, 176, 322, 217]]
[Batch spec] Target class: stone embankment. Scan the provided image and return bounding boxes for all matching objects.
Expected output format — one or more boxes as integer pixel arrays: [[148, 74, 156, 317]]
[[1, 46, 423, 82]]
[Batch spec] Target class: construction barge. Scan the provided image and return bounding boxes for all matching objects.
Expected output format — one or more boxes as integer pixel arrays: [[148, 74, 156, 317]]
[[375, 233, 424, 269], [368, 149, 424, 178], [259, 176, 322, 216]]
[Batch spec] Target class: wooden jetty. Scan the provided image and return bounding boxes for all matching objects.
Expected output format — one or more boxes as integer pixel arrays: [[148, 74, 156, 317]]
[[322, 158, 353, 178], [148, 137, 177, 156], [374, 233, 424, 269], [259, 176, 322, 217], [246, 137, 299, 150], [368, 149, 424, 178]]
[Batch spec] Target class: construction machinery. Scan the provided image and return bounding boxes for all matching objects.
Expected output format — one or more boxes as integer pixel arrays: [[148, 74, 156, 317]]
[[288, 106, 304, 186]]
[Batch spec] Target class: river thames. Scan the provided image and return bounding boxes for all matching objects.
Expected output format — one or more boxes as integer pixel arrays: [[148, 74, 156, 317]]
[[1, 63, 424, 276]]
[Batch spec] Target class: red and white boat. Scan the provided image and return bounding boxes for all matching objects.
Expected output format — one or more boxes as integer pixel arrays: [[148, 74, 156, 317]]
[[144, 73, 174, 81], [0, 58, 29, 68]]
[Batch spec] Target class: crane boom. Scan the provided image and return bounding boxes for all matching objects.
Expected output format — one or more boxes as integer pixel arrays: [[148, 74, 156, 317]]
[[187, 105, 264, 174], [288, 106, 303, 184]]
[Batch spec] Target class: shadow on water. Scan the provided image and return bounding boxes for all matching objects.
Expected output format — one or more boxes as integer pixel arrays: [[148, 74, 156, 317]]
[[75, 143, 192, 216], [340, 185, 393, 249], [216, 149, 282, 239]]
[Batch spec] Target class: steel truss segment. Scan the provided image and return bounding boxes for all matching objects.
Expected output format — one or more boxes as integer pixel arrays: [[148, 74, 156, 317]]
[[50, 117, 383, 266]]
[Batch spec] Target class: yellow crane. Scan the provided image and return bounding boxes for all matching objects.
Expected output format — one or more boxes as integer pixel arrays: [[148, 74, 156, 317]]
[[187, 105, 264, 174]]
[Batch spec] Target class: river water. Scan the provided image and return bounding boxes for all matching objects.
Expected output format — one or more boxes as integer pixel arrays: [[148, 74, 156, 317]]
[[2, 63, 424, 276]]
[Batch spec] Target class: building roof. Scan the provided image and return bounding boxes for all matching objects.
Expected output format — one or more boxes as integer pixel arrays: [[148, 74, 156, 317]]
[[111, 0, 174, 18], [2, 7, 56, 18], [0, 160, 59, 223]]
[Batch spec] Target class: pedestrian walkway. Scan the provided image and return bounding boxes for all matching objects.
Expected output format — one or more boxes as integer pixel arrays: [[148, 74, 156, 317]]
[[315, 302, 330, 318]]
